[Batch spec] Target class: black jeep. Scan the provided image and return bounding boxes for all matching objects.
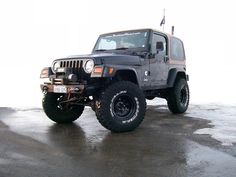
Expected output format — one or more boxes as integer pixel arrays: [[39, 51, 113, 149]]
[[40, 29, 190, 132]]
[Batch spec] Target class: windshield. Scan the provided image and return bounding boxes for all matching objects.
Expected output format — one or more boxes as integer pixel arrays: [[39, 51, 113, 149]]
[[94, 30, 149, 51]]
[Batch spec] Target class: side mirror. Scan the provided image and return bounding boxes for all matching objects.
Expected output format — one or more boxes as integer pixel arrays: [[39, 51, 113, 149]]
[[156, 42, 164, 52]]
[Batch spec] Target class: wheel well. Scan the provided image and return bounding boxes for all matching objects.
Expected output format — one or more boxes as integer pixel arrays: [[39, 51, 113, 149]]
[[176, 72, 186, 81], [114, 70, 138, 85], [173, 72, 187, 86], [167, 69, 187, 87]]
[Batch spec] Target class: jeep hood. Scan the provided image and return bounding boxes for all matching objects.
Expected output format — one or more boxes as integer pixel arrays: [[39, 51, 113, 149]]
[[58, 53, 142, 66]]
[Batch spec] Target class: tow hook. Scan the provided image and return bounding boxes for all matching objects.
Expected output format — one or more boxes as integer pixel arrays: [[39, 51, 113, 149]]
[[42, 86, 48, 94]]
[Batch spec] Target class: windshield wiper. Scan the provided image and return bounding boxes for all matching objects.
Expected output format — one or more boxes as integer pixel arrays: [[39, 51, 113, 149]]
[[95, 49, 107, 52], [115, 47, 129, 50]]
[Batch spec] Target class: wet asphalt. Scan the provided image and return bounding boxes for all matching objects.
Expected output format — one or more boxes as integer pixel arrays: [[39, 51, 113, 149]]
[[0, 105, 236, 177]]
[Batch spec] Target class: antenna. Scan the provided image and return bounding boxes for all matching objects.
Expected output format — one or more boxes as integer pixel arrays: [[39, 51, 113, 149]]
[[160, 8, 165, 32], [163, 9, 165, 32], [171, 26, 175, 35]]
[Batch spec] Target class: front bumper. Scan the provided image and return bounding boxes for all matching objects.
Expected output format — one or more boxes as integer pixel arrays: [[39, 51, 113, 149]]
[[40, 83, 98, 95], [40, 84, 85, 94]]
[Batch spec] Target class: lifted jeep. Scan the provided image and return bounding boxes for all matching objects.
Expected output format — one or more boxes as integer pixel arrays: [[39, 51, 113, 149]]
[[40, 29, 190, 132]]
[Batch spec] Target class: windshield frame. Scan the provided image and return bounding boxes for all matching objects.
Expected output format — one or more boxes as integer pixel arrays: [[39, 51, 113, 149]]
[[92, 29, 151, 53]]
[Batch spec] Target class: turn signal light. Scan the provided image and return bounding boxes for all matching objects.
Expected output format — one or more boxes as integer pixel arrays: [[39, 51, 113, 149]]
[[108, 67, 114, 75], [40, 68, 49, 78], [93, 67, 103, 74]]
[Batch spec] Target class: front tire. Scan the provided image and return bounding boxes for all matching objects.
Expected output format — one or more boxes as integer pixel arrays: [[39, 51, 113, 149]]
[[95, 81, 146, 132], [167, 78, 190, 114], [42, 93, 84, 123]]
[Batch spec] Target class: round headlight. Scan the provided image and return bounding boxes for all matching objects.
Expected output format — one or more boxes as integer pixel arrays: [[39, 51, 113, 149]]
[[84, 60, 94, 73], [53, 62, 60, 72]]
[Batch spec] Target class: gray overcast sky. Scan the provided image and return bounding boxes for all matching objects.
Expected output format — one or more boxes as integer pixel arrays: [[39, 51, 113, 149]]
[[0, 0, 235, 107]]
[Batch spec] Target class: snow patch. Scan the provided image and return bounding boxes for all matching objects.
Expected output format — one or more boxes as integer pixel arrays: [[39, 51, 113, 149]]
[[187, 104, 236, 146]]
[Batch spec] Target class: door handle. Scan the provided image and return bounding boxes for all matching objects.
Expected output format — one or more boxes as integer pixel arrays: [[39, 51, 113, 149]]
[[164, 56, 169, 62]]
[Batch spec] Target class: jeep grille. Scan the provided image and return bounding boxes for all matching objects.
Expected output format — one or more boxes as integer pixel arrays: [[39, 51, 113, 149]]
[[54, 59, 92, 82], [60, 60, 84, 69]]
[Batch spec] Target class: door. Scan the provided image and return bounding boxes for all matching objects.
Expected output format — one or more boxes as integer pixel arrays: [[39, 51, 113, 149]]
[[149, 33, 169, 88]]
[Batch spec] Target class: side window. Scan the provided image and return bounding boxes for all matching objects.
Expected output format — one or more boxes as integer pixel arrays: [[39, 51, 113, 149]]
[[170, 37, 185, 60], [151, 34, 167, 55]]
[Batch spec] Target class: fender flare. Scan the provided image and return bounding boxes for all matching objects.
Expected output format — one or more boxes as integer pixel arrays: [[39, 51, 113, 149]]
[[112, 68, 140, 86], [167, 68, 188, 87]]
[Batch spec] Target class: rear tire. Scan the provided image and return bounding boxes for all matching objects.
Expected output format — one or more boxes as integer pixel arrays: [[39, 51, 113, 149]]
[[167, 79, 190, 113], [95, 81, 146, 132], [42, 93, 84, 123]]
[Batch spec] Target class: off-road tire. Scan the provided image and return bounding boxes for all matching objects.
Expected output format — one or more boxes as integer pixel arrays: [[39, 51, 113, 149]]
[[95, 81, 146, 132], [167, 78, 190, 114], [42, 93, 84, 123]]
